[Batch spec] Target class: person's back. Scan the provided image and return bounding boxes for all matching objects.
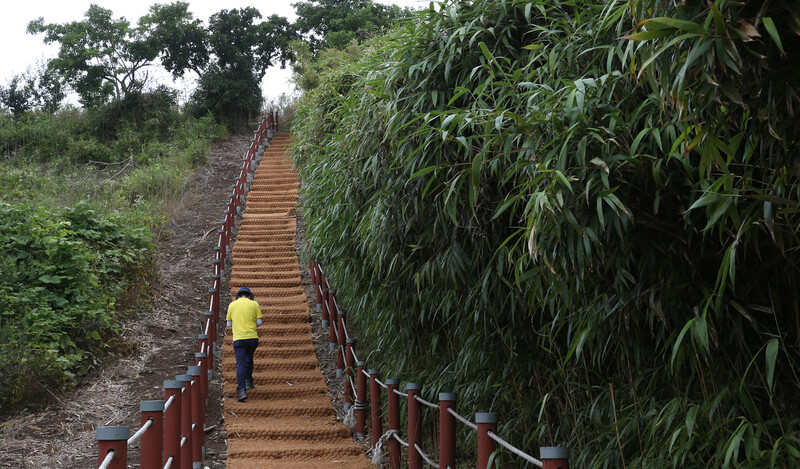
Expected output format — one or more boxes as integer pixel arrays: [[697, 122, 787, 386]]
[[226, 287, 262, 401]]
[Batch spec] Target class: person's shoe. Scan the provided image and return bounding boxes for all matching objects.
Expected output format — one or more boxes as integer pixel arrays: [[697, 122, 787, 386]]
[[245, 381, 255, 390], [236, 390, 247, 402]]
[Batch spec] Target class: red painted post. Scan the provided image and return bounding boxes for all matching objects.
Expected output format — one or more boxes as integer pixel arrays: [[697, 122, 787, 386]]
[[439, 392, 457, 469], [541, 447, 570, 469], [328, 289, 338, 351], [214, 247, 224, 273], [476, 413, 498, 469], [321, 271, 330, 332], [198, 331, 211, 384], [209, 287, 219, 330], [175, 374, 193, 469], [386, 379, 401, 469], [407, 383, 422, 469], [163, 380, 183, 468], [308, 256, 316, 286], [212, 259, 221, 279], [356, 361, 367, 437], [369, 369, 383, 449], [196, 352, 208, 410], [336, 310, 346, 377], [344, 338, 355, 412], [203, 313, 215, 354], [188, 366, 204, 466], [96, 426, 128, 469], [140, 401, 164, 469], [316, 265, 326, 327]]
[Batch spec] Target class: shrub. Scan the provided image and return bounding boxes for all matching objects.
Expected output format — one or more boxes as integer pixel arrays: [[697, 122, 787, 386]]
[[292, 0, 800, 466], [0, 202, 153, 415]]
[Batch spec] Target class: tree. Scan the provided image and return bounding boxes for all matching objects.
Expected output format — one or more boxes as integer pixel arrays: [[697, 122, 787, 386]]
[[27, 5, 155, 107], [0, 63, 65, 116], [139, 2, 209, 77], [293, 0, 412, 52], [0, 75, 35, 117]]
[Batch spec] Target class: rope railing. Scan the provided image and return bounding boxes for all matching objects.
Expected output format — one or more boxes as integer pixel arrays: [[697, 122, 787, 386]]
[[94, 112, 280, 469], [308, 259, 571, 469]]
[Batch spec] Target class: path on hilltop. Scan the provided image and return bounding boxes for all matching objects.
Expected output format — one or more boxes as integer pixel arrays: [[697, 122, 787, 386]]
[[222, 132, 371, 469]]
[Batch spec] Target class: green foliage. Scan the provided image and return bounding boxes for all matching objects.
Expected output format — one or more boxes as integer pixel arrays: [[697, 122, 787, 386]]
[[27, 5, 154, 106], [0, 202, 153, 415], [292, 0, 800, 466], [292, 0, 414, 52]]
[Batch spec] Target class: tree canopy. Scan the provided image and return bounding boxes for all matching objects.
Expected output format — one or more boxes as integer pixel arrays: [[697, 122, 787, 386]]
[[27, 5, 154, 107]]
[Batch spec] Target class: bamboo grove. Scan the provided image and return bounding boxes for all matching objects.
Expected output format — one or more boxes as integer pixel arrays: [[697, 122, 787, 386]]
[[291, 0, 800, 466]]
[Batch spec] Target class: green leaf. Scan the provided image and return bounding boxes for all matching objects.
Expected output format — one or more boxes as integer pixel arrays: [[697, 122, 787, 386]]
[[765, 338, 779, 393], [39, 274, 62, 284], [762, 17, 785, 55], [643, 17, 708, 36], [471, 152, 482, 189], [623, 28, 676, 41]]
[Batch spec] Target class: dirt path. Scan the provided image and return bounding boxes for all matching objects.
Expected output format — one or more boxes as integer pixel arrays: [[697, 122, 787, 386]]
[[222, 133, 372, 469], [0, 134, 248, 468]]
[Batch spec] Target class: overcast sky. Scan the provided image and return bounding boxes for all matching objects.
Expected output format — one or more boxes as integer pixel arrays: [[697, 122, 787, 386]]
[[0, 0, 425, 103]]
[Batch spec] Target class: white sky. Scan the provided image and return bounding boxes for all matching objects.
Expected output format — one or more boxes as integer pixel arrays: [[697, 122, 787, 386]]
[[0, 0, 425, 103]]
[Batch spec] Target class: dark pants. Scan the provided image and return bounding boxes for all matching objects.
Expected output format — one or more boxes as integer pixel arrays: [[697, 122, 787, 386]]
[[233, 338, 258, 392]]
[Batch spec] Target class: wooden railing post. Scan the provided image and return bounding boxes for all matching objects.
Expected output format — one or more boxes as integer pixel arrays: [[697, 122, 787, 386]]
[[328, 289, 338, 351], [96, 426, 128, 469], [163, 380, 183, 468], [336, 310, 346, 377], [386, 379, 401, 469], [407, 383, 422, 469], [175, 374, 193, 469], [439, 392, 457, 469], [476, 412, 498, 469], [140, 401, 164, 469], [356, 361, 367, 437], [188, 366, 204, 465], [541, 447, 570, 469], [344, 338, 355, 412]]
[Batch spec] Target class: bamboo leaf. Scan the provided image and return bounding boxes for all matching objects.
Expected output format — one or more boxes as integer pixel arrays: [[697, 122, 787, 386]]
[[762, 17, 785, 55], [765, 338, 779, 393]]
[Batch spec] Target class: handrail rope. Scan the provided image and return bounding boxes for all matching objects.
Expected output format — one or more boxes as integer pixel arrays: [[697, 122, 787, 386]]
[[164, 394, 176, 411], [414, 442, 440, 469], [98, 450, 114, 469], [393, 388, 409, 398], [361, 368, 371, 378], [486, 431, 543, 468], [340, 345, 347, 364], [349, 376, 358, 397], [447, 407, 478, 431], [414, 395, 440, 410], [341, 318, 349, 339], [375, 377, 388, 389], [204, 318, 211, 335], [163, 455, 174, 469], [393, 432, 409, 447], [180, 436, 187, 447], [127, 418, 154, 445], [200, 342, 205, 354], [351, 347, 360, 364]]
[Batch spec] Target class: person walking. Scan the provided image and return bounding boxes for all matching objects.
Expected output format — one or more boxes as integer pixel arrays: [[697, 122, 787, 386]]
[[226, 286, 263, 402]]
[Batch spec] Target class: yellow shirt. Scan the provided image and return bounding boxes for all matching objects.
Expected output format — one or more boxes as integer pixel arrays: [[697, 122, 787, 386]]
[[226, 297, 263, 341]]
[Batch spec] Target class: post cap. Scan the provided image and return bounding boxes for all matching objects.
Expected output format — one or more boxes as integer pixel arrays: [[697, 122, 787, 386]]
[[475, 412, 498, 424], [337, 310, 346, 317], [439, 392, 457, 402], [406, 383, 422, 391], [195, 352, 207, 358], [385, 379, 400, 386], [540, 446, 570, 460], [346, 338, 356, 345], [187, 365, 202, 376], [175, 374, 191, 382], [198, 334, 208, 340], [368, 369, 380, 375], [356, 361, 366, 367], [164, 380, 183, 389], [96, 426, 129, 441], [329, 289, 336, 294], [208, 288, 217, 293], [140, 400, 165, 412], [212, 274, 221, 279], [205, 311, 213, 316]]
